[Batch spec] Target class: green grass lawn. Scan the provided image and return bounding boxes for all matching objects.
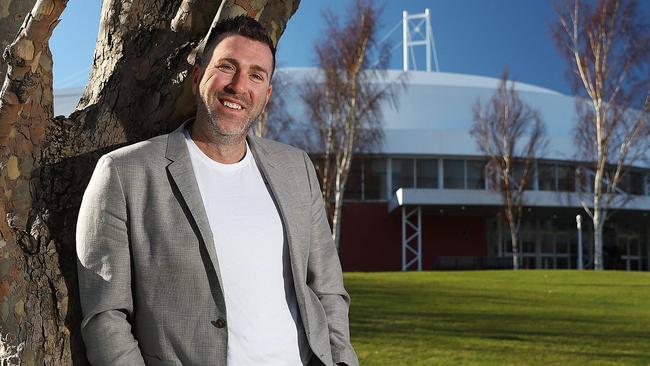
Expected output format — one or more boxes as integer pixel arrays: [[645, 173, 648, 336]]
[[344, 270, 650, 366]]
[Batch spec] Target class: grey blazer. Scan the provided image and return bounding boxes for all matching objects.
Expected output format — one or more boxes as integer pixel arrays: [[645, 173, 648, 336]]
[[76, 122, 359, 366]]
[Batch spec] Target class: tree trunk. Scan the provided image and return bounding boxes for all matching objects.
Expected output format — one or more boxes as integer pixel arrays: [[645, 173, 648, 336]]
[[593, 206, 604, 271], [332, 178, 344, 250], [509, 222, 520, 270], [0, 0, 300, 364], [593, 151, 605, 270], [331, 161, 349, 250], [0, 0, 36, 81], [1, 0, 70, 363]]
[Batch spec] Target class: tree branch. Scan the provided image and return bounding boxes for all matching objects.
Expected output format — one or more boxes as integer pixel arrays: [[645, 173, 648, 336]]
[[171, 0, 224, 33], [0, 0, 67, 146]]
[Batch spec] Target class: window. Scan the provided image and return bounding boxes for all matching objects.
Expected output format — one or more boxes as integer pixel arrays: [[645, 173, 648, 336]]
[[467, 160, 487, 189], [391, 159, 414, 194], [557, 165, 575, 192], [416, 159, 438, 188], [620, 170, 644, 195], [443, 159, 465, 189], [575, 166, 590, 192], [365, 158, 387, 199], [344, 158, 363, 200], [538, 163, 556, 191]]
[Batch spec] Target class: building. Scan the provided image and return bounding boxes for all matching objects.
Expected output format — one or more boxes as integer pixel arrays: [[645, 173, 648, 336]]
[[276, 68, 650, 272]]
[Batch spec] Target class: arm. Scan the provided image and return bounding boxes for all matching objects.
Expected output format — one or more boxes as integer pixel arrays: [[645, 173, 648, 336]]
[[76, 155, 146, 366], [302, 152, 359, 366]]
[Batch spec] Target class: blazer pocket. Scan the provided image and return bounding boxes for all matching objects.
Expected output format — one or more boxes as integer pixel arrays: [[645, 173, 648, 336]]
[[142, 353, 179, 366]]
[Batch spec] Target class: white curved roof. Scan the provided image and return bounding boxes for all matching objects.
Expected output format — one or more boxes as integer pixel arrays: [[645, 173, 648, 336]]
[[280, 67, 578, 162]]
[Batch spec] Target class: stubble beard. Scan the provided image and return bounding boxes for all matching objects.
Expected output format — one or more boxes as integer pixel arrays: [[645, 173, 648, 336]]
[[196, 95, 261, 146]]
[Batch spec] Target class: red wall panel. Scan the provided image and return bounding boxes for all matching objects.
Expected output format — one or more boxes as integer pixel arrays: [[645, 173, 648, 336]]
[[421, 215, 486, 269], [338, 203, 487, 271], [338, 202, 402, 271]]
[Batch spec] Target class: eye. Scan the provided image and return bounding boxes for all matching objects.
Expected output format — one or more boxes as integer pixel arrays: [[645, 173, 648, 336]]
[[218, 63, 235, 72], [251, 73, 265, 82]]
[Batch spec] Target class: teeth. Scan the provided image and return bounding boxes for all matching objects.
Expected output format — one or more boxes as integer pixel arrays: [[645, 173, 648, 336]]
[[223, 100, 242, 110]]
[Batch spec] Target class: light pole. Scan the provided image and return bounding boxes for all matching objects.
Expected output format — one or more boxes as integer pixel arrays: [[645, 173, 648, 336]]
[[576, 214, 583, 270]]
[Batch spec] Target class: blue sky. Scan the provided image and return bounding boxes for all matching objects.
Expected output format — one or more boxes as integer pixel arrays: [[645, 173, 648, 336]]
[[49, 1, 650, 95]]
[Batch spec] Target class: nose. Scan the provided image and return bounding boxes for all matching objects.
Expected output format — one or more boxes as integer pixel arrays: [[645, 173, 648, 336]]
[[225, 70, 246, 94]]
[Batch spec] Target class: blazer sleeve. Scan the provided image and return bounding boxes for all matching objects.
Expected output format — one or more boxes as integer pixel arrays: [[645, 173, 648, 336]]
[[302, 152, 360, 366], [76, 155, 146, 366]]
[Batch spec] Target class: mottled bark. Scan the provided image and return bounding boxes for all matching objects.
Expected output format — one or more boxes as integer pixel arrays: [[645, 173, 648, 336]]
[[0, 0, 299, 364], [0, 0, 36, 81], [0, 0, 71, 364], [0, 0, 66, 144]]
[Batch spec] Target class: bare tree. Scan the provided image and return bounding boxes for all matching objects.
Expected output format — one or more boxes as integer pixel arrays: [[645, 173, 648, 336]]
[[471, 71, 547, 270], [301, 0, 402, 250], [552, 0, 650, 270], [0, 0, 300, 363]]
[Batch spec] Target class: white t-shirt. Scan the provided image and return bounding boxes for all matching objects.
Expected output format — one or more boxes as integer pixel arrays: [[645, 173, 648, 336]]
[[185, 130, 310, 366]]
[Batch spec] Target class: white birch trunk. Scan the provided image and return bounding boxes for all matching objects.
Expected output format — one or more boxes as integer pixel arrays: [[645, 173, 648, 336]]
[[510, 228, 520, 270]]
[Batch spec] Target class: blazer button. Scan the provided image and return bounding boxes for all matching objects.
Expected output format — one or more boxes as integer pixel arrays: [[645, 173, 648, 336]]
[[211, 318, 226, 328]]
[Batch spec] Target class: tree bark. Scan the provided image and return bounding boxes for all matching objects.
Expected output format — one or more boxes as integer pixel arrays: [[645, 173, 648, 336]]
[[0, 0, 300, 364], [0, 0, 70, 364], [509, 223, 520, 270], [0, 0, 36, 81], [593, 203, 604, 270]]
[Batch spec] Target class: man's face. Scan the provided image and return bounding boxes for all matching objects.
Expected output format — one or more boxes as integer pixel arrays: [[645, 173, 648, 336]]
[[192, 33, 273, 140]]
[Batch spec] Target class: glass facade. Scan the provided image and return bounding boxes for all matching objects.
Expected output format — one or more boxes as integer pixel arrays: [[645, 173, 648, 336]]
[[499, 219, 580, 270], [557, 164, 576, 192], [344, 158, 363, 200], [443, 159, 465, 189], [620, 171, 644, 195], [416, 159, 438, 188], [391, 159, 414, 194], [537, 163, 555, 191], [328, 155, 650, 202], [466, 161, 487, 190], [364, 158, 387, 199]]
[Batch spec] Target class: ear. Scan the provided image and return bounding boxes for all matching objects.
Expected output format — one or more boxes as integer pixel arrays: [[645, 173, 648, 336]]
[[191, 64, 202, 95]]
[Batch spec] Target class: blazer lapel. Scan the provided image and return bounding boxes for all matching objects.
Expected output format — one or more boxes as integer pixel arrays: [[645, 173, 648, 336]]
[[165, 122, 224, 295]]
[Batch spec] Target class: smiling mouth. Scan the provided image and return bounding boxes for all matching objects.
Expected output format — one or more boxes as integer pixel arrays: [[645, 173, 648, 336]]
[[221, 99, 243, 110]]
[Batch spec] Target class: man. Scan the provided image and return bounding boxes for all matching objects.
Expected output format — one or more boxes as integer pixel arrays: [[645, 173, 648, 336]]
[[76, 15, 358, 366]]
